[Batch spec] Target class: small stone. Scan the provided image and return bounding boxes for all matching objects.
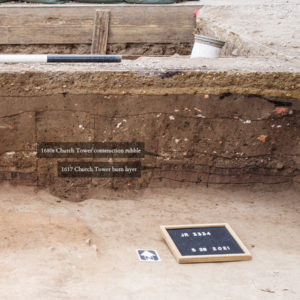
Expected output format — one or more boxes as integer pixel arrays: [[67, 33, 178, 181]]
[[196, 114, 205, 118], [194, 107, 202, 113], [260, 288, 275, 294], [85, 238, 92, 246], [275, 107, 288, 114], [231, 49, 238, 56], [257, 135, 267, 142], [91, 244, 98, 252], [91, 178, 98, 186], [276, 162, 284, 170]]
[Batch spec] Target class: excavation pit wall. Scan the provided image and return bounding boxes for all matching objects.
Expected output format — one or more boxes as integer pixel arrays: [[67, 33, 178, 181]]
[[0, 59, 299, 200]]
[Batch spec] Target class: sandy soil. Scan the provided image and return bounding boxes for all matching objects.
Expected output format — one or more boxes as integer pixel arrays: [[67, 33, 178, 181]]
[[0, 183, 299, 299], [0, 57, 299, 101], [197, 0, 300, 61], [0, 56, 299, 74]]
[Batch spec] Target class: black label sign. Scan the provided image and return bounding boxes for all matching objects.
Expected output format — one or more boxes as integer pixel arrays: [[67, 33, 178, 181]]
[[166, 226, 244, 256], [37, 142, 145, 158], [58, 161, 141, 177]]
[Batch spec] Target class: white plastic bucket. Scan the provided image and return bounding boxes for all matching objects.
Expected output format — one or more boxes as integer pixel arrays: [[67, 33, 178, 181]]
[[190, 35, 225, 58]]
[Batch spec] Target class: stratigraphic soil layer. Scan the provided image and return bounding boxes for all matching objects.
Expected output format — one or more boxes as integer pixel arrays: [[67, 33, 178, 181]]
[[0, 43, 192, 56], [0, 75, 299, 199]]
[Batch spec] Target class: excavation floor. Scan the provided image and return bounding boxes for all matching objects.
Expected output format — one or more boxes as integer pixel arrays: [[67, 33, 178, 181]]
[[0, 183, 299, 300]]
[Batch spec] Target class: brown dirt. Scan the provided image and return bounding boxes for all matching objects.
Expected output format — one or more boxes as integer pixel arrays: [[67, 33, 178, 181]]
[[0, 43, 193, 56], [0, 59, 299, 98], [0, 2, 299, 200], [0, 93, 299, 200]]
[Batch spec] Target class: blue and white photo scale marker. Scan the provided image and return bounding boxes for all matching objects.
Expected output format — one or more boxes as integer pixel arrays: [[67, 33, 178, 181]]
[[0, 55, 122, 63]]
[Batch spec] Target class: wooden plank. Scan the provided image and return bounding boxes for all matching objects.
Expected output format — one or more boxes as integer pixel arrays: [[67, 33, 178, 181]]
[[91, 10, 110, 54], [110, 25, 195, 43], [0, 5, 198, 45], [0, 25, 194, 44]]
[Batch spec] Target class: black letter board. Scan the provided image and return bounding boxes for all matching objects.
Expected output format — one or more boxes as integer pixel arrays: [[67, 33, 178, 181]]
[[160, 223, 251, 263]]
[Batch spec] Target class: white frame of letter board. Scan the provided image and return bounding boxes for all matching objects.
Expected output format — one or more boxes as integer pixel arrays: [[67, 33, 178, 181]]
[[160, 223, 252, 264]]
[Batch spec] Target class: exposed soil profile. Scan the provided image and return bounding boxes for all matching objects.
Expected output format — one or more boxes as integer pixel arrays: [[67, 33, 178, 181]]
[[0, 2, 299, 299], [0, 93, 299, 200], [0, 43, 193, 56]]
